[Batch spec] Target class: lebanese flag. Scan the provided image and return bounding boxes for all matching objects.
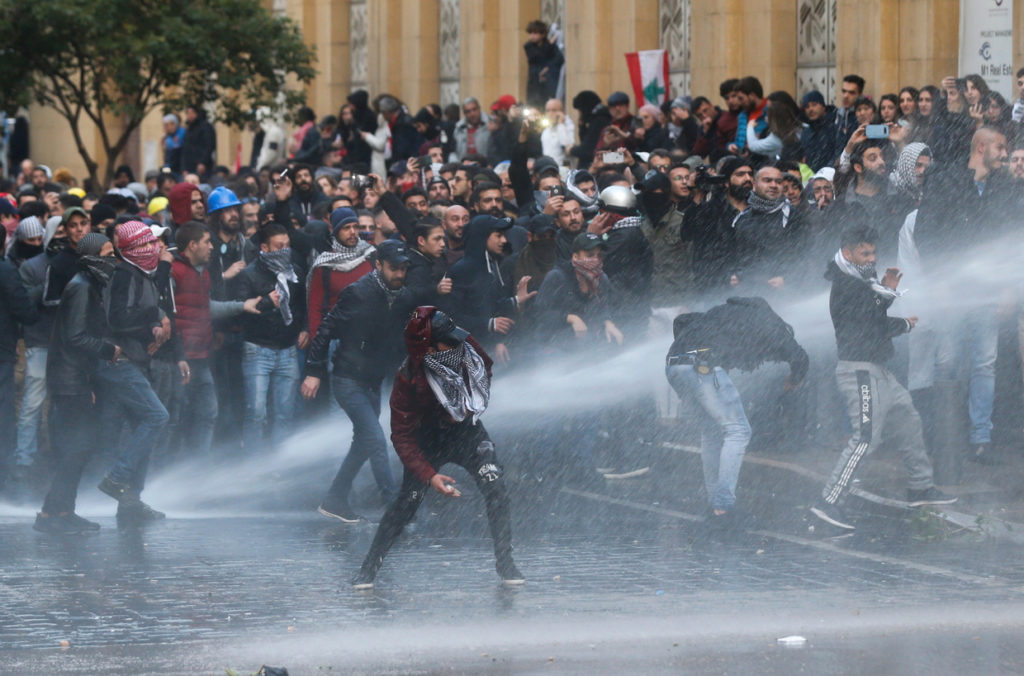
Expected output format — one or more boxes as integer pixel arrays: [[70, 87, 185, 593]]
[[625, 50, 670, 106]]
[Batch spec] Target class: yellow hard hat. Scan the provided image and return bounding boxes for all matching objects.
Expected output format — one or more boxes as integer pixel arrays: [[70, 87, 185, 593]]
[[147, 196, 169, 216]]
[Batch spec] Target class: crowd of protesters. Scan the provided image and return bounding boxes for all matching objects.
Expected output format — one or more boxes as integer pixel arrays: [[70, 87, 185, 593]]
[[0, 22, 1022, 537]]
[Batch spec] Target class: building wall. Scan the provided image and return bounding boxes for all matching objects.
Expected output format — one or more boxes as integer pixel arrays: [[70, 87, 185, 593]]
[[25, 0, 1024, 186]]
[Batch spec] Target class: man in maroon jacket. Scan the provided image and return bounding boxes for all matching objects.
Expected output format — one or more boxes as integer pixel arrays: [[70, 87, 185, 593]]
[[351, 306, 523, 589]]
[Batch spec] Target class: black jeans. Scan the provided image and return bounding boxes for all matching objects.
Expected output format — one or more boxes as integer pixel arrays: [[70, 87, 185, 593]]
[[0, 360, 13, 477], [358, 420, 514, 579], [42, 393, 97, 514]]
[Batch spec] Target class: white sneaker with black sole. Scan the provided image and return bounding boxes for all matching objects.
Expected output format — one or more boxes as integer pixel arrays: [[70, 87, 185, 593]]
[[810, 499, 856, 530], [318, 499, 364, 523]]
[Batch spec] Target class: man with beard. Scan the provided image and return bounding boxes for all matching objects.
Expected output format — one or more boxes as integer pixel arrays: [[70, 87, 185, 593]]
[[306, 208, 374, 340], [275, 164, 328, 228], [682, 157, 752, 299], [446, 215, 536, 364], [32, 234, 113, 532], [914, 126, 1011, 466], [470, 181, 505, 218], [95, 222, 171, 523], [235, 224, 308, 453], [301, 241, 413, 522], [442, 204, 470, 266], [811, 224, 955, 531], [207, 187, 254, 299], [350, 307, 523, 589], [449, 165, 474, 207], [426, 177, 451, 203], [841, 140, 902, 260], [731, 165, 804, 292], [554, 195, 585, 262]]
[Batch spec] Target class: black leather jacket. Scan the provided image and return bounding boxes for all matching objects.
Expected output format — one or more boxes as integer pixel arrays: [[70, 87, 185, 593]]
[[47, 257, 118, 396], [304, 272, 412, 385]]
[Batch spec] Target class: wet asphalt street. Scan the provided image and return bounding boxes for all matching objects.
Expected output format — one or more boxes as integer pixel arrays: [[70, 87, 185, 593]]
[[4, 446, 1024, 674]]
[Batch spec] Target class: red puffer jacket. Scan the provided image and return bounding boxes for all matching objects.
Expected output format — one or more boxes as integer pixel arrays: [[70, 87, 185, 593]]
[[389, 306, 493, 483]]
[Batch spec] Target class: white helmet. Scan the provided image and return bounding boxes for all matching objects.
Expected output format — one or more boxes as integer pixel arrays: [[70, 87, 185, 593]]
[[597, 184, 637, 215]]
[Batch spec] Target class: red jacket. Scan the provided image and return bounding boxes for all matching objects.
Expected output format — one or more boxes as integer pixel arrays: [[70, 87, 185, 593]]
[[171, 255, 213, 359], [306, 261, 371, 338], [389, 306, 493, 484]]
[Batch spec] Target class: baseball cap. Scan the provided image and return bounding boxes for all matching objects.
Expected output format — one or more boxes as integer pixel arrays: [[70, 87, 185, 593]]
[[607, 91, 630, 107], [528, 214, 558, 236], [532, 155, 560, 178], [572, 232, 607, 253], [375, 239, 410, 266], [430, 309, 470, 345]]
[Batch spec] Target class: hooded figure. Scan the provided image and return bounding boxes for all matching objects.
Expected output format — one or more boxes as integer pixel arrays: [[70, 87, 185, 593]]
[[347, 90, 379, 133], [570, 90, 612, 168], [445, 215, 517, 343], [892, 142, 931, 203], [350, 306, 522, 589], [168, 182, 203, 227]]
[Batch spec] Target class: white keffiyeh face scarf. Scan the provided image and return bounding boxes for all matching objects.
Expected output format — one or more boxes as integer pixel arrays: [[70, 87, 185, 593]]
[[259, 248, 299, 325], [833, 249, 902, 300], [422, 342, 490, 423]]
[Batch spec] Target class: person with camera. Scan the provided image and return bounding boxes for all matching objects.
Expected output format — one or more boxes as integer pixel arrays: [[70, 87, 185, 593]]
[[681, 156, 753, 300]]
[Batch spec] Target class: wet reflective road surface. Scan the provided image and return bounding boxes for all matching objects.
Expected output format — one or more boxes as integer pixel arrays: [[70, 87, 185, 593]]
[[4, 449, 1024, 674]]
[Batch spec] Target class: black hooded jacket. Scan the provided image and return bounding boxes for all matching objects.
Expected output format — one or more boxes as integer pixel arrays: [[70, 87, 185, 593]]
[[570, 91, 612, 168], [445, 218, 515, 343], [47, 256, 117, 396], [0, 258, 37, 362], [668, 296, 808, 382]]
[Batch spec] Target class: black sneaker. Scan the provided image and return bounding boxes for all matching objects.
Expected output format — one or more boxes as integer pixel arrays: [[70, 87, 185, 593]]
[[98, 476, 138, 503], [117, 500, 166, 523], [810, 499, 856, 530], [318, 497, 363, 523], [906, 487, 958, 507], [351, 570, 375, 590], [496, 561, 525, 586], [33, 512, 83, 535], [66, 513, 101, 531], [967, 443, 998, 465]]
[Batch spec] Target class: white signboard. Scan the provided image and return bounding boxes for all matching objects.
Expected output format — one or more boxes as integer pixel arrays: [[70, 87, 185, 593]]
[[959, 0, 1014, 99]]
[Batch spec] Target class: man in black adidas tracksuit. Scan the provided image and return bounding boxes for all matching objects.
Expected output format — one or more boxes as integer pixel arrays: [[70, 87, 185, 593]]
[[811, 224, 956, 530]]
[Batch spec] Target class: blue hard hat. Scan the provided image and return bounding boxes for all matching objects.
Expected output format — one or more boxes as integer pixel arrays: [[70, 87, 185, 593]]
[[207, 186, 242, 214]]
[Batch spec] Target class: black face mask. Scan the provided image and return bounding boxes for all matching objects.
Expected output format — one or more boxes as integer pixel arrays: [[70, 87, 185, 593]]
[[15, 240, 43, 260], [46, 236, 69, 256]]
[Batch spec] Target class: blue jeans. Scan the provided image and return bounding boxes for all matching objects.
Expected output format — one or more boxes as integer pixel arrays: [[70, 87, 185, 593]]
[[241, 342, 299, 452], [179, 360, 218, 457], [667, 364, 751, 511], [964, 307, 997, 445], [15, 346, 47, 466], [94, 359, 170, 489], [327, 376, 397, 503]]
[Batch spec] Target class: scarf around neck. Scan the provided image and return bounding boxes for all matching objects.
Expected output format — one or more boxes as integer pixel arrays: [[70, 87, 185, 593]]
[[260, 248, 298, 325], [369, 269, 402, 307], [422, 341, 490, 424], [310, 238, 373, 276], [833, 249, 902, 300]]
